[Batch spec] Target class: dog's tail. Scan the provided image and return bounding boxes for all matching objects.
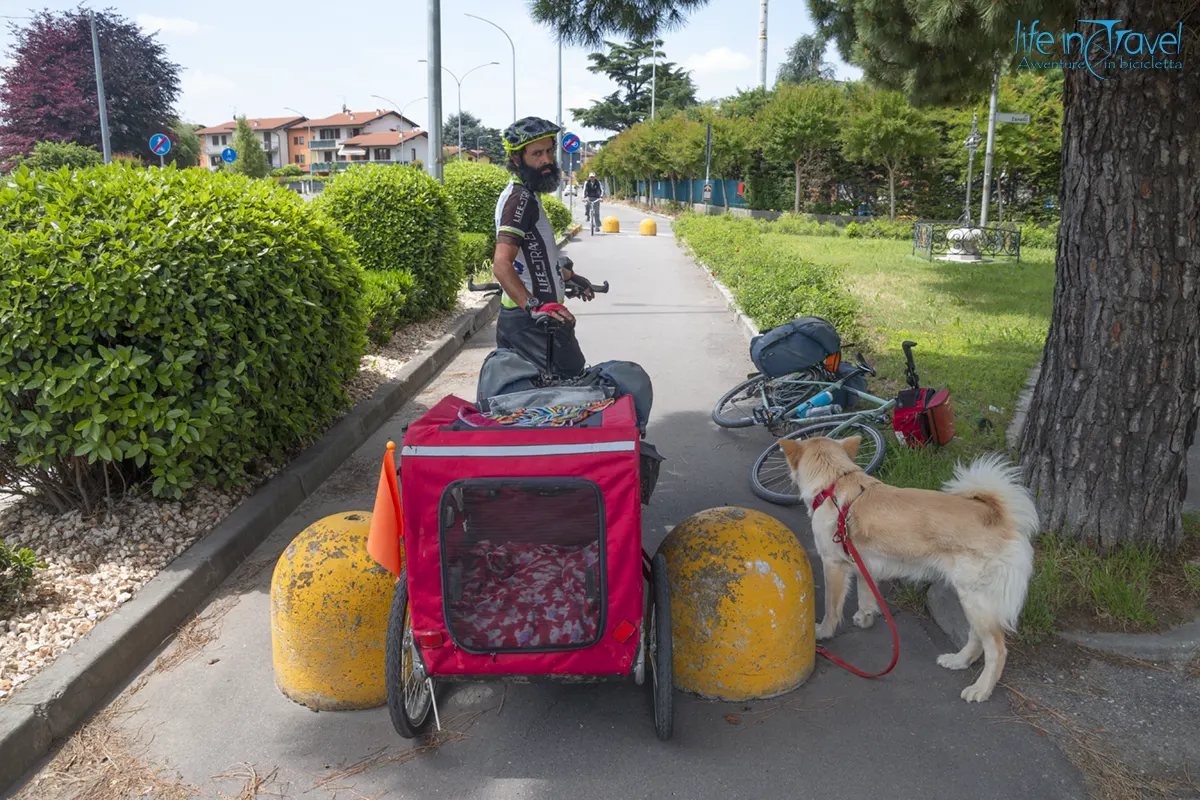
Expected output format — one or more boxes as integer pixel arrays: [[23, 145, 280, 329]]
[[942, 453, 1040, 631], [942, 453, 1039, 540]]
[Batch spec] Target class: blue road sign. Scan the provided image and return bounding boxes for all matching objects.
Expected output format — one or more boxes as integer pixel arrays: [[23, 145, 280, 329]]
[[221, 147, 237, 163], [149, 133, 171, 156], [562, 133, 581, 153]]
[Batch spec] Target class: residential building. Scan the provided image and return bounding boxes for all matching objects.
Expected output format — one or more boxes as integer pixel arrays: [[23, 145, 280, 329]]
[[195, 116, 304, 171], [444, 146, 493, 164], [292, 109, 421, 173], [339, 130, 429, 166]]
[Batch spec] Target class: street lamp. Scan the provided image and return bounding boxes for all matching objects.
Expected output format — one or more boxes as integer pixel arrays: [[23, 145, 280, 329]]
[[418, 59, 499, 160], [370, 94, 427, 164], [963, 112, 983, 227], [465, 13, 516, 121]]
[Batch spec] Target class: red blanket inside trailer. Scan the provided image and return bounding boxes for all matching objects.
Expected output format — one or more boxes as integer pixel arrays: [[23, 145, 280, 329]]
[[449, 540, 601, 650]]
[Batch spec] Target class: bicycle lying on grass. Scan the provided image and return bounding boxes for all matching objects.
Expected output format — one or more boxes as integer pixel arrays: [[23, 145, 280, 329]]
[[713, 337, 939, 506]]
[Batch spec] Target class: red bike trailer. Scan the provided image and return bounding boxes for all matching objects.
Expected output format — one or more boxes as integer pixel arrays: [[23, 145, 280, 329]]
[[385, 393, 673, 741]]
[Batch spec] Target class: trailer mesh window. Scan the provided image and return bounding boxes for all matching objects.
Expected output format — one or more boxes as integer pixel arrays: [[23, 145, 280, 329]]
[[439, 478, 605, 653]]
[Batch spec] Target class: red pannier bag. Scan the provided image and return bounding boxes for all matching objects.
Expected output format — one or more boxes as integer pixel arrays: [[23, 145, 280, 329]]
[[892, 387, 956, 447]]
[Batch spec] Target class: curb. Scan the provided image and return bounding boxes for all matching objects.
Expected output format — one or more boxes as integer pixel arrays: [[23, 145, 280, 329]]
[[0, 294, 501, 795], [1005, 359, 1042, 449], [1060, 620, 1200, 663], [674, 241, 760, 345]]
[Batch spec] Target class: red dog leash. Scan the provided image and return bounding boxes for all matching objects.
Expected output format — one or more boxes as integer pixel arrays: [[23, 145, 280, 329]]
[[811, 483, 901, 679]]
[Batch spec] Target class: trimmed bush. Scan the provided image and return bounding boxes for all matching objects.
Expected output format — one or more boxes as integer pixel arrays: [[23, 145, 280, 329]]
[[1020, 222, 1058, 249], [444, 160, 511, 247], [363, 270, 417, 346], [674, 214, 858, 334], [460, 232, 492, 273], [541, 194, 572, 237], [313, 164, 463, 317], [0, 163, 368, 511], [272, 164, 304, 178]]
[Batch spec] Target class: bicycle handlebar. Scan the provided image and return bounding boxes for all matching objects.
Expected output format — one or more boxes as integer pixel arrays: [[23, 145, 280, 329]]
[[467, 279, 610, 298]]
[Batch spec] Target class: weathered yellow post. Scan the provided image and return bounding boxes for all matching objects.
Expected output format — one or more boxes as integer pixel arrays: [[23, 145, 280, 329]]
[[270, 511, 397, 710], [658, 507, 815, 700]]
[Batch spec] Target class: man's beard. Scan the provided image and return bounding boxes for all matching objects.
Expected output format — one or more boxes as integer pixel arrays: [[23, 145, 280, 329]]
[[516, 159, 560, 193]]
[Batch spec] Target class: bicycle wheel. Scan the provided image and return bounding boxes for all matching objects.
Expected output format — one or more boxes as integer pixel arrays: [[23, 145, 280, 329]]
[[711, 374, 768, 428], [711, 368, 826, 429], [750, 420, 887, 506]]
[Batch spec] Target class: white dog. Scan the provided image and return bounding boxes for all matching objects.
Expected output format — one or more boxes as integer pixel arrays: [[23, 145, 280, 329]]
[[779, 435, 1039, 702]]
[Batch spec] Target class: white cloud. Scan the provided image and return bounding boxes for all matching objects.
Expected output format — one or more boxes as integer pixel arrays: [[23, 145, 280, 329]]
[[137, 15, 207, 36], [682, 47, 753, 75], [181, 70, 236, 96]]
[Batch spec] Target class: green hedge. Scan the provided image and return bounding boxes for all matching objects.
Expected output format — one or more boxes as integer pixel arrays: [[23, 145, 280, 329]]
[[313, 164, 463, 318], [363, 270, 417, 346], [460, 232, 492, 273], [444, 160, 510, 247], [674, 214, 858, 334], [541, 194, 572, 237], [1020, 222, 1058, 249], [0, 163, 367, 507]]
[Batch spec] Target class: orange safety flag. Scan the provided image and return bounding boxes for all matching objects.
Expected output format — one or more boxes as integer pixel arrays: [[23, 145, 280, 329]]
[[366, 441, 405, 576]]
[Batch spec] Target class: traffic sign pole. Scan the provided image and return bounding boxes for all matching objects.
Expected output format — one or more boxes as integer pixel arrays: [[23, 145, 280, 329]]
[[149, 133, 172, 169]]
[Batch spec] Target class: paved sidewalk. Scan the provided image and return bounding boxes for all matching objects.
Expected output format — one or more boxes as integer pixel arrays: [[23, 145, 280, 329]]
[[13, 202, 1086, 800]]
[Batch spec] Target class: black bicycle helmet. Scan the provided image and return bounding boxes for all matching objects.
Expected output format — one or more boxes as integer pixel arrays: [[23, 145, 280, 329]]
[[503, 116, 560, 152]]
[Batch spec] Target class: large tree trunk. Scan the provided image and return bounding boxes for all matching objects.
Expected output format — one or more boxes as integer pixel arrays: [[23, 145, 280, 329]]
[[1018, 0, 1199, 553]]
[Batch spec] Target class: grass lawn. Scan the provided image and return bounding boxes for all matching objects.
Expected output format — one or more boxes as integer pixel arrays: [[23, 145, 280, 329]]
[[765, 234, 1055, 488], [765, 234, 1200, 637]]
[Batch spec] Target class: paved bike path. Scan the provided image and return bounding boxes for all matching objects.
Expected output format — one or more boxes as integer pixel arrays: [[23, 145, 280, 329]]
[[17, 202, 1084, 799]]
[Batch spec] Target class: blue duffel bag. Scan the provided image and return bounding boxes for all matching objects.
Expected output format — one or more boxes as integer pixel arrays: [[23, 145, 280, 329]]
[[750, 316, 841, 378]]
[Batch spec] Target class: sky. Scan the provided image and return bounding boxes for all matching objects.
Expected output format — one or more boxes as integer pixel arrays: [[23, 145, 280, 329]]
[[0, 0, 861, 144]]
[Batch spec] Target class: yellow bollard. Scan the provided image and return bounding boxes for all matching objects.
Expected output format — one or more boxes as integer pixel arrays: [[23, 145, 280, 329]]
[[602, 216, 620, 233], [657, 507, 815, 701], [270, 511, 398, 710], [639, 218, 657, 236]]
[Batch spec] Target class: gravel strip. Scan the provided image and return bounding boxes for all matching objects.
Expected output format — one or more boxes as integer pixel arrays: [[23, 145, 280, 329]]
[[0, 294, 482, 704]]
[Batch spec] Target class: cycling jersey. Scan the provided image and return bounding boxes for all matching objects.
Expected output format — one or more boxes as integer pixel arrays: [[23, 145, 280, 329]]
[[495, 179, 565, 309]]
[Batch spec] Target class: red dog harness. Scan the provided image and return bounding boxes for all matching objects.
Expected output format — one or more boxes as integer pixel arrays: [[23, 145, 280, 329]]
[[811, 481, 901, 679]]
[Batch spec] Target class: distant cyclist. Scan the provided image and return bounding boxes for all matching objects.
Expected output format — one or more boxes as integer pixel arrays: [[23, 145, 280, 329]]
[[491, 116, 596, 378], [583, 171, 603, 223]]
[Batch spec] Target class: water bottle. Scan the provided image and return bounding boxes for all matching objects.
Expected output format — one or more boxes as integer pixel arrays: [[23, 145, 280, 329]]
[[805, 404, 843, 419], [794, 390, 835, 419]]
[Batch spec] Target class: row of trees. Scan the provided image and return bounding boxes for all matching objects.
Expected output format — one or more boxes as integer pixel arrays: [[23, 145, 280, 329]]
[[587, 71, 1064, 221]]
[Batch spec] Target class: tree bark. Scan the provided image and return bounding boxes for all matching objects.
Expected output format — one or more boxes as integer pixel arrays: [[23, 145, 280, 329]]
[[1018, 0, 1200, 553]]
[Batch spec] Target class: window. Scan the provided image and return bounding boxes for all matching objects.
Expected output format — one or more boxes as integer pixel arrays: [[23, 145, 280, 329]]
[[210, 155, 221, 166], [220, 134, 229, 146], [293, 135, 304, 145], [320, 129, 335, 140], [211, 135, 219, 147], [412, 148, 417, 161], [351, 128, 361, 137], [263, 133, 271, 148], [374, 148, 391, 161]]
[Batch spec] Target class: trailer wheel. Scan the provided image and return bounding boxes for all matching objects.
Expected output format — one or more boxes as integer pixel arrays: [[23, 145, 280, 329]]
[[649, 553, 674, 741], [385, 572, 435, 738]]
